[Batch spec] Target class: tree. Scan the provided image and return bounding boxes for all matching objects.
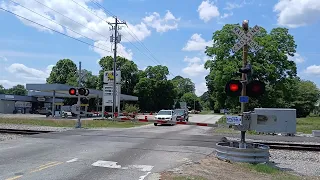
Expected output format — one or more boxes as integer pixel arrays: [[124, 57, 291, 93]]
[[180, 92, 201, 111], [6, 84, 27, 95], [172, 75, 195, 99], [205, 24, 298, 112], [144, 65, 169, 81], [293, 80, 320, 117], [0, 85, 6, 94], [134, 65, 176, 111], [81, 69, 98, 89], [47, 59, 78, 85], [98, 56, 139, 95]]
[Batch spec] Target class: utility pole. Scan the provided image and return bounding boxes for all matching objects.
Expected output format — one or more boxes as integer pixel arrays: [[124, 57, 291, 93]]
[[108, 17, 126, 119], [240, 20, 249, 144], [76, 61, 82, 128]]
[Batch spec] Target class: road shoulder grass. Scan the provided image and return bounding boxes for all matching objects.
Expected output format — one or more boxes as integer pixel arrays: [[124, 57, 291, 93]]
[[0, 118, 149, 128]]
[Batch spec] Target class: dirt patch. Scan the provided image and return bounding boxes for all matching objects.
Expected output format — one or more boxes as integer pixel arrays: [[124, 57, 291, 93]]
[[159, 154, 319, 180]]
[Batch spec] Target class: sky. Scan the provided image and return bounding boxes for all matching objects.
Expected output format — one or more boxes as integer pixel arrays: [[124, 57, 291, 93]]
[[0, 0, 320, 96]]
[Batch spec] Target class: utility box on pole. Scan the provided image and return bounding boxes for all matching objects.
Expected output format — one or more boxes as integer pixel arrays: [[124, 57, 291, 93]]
[[250, 108, 296, 134]]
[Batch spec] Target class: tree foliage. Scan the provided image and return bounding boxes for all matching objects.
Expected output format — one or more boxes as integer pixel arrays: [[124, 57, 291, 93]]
[[47, 59, 78, 85], [203, 24, 319, 116], [0, 84, 27, 95], [172, 75, 195, 99], [180, 92, 201, 111]]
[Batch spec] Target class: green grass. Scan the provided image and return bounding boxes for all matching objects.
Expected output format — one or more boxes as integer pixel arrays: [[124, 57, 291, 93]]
[[243, 163, 301, 180], [0, 118, 149, 128], [172, 176, 207, 180], [297, 117, 320, 134]]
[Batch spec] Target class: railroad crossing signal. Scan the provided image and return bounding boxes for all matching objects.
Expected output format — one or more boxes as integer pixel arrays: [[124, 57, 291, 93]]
[[225, 80, 242, 97], [231, 25, 261, 53], [68, 88, 90, 96], [225, 80, 265, 97]]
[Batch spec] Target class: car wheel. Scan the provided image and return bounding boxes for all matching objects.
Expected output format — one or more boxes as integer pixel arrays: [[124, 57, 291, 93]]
[[154, 123, 157, 126]]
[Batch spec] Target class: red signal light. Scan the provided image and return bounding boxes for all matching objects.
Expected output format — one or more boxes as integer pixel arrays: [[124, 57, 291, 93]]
[[69, 88, 77, 95], [225, 80, 242, 97], [246, 80, 265, 97], [229, 83, 239, 92]]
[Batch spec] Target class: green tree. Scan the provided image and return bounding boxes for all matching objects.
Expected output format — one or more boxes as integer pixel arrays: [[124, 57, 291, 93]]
[[0, 85, 6, 94], [180, 92, 201, 111], [172, 75, 195, 99], [293, 80, 320, 117], [134, 65, 176, 111], [205, 24, 298, 112], [81, 69, 98, 89], [6, 84, 27, 95], [47, 59, 78, 85], [98, 56, 139, 95]]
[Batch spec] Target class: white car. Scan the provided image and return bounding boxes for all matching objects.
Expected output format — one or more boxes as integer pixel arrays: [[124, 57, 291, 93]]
[[154, 110, 177, 126]]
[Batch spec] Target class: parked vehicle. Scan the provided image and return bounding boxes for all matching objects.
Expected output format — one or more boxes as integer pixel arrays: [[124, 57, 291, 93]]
[[174, 109, 189, 121], [154, 110, 177, 126]]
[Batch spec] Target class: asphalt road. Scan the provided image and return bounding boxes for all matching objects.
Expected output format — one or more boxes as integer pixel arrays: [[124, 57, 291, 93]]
[[0, 114, 223, 180]]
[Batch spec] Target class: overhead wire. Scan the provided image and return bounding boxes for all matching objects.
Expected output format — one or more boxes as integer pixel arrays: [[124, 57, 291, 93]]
[[90, 0, 170, 68], [0, 6, 113, 55], [84, 0, 176, 76]]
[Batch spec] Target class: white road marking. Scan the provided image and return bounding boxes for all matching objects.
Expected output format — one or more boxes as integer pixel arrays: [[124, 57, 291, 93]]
[[66, 158, 78, 163], [139, 172, 151, 180], [91, 160, 122, 168], [127, 165, 154, 172], [91, 160, 154, 173]]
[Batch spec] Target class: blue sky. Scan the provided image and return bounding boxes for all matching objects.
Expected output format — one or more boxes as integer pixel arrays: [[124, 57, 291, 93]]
[[0, 0, 320, 96]]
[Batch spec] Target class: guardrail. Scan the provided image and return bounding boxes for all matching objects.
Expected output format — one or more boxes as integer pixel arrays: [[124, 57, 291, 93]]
[[215, 141, 270, 163]]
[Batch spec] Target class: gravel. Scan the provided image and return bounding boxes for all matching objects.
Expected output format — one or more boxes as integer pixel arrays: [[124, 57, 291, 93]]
[[270, 149, 320, 176], [0, 124, 73, 142], [0, 123, 73, 132], [223, 136, 320, 177]]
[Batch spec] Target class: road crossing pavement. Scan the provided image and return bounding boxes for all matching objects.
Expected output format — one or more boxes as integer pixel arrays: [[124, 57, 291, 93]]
[[0, 114, 223, 180]]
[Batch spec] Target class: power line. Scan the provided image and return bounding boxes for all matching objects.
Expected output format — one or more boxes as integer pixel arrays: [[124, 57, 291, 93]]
[[70, 0, 158, 67], [89, 0, 176, 77], [0, 6, 112, 55]]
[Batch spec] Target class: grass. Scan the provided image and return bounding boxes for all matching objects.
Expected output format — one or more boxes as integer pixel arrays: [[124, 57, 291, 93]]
[[0, 118, 149, 128], [296, 116, 320, 134], [242, 163, 301, 180]]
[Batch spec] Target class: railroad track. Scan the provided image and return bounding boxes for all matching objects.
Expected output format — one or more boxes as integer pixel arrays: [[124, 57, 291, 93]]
[[254, 141, 320, 151], [0, 128, 53, 135]]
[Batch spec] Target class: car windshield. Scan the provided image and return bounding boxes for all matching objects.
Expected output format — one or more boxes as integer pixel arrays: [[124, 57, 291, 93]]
[[157, 110, 172, 115], [175, 110, 185, 115]]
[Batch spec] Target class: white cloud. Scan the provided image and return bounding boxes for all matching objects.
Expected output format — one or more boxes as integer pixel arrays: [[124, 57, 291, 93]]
[[1, 0, 152, 59], [197, 0, 220, 22], [0, 56, 8, 61], [93, 40, 133, 60], [224, 2, 243, 10], [143, 10, 180, 33], [182, 34, 212, 51], [5, 63, 54, 83], [274, 0, 320, 28], [220, 12, 233, 19], [304, 65, 320, 76], [287, 53, 305, 63], [182, 56, 209, 77], [195, 82, 207, 96], [0, 80, 25, 89]]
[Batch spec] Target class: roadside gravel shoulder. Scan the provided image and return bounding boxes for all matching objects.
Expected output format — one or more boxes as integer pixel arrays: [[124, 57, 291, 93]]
[[158, 153, 318, 180]]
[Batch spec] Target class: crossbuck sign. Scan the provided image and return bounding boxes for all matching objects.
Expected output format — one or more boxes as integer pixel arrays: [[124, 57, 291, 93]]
[[232, 25, 261, 53]]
